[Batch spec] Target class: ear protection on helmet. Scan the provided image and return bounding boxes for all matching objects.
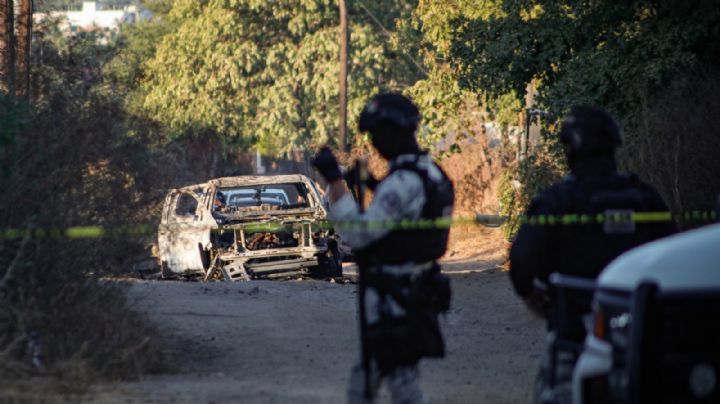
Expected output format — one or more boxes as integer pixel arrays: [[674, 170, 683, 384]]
[[358, 94, 420, 133]]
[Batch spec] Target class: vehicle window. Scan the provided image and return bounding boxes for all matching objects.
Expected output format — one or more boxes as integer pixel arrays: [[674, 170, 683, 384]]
[[214, 182, 312, 212], [174, 193, 198, 217], [230, 197, 284, 207]]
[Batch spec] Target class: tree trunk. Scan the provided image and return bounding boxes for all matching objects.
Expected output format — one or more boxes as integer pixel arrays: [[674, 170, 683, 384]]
[[16, 0, 30, 98], [0, 0, 16, 97]]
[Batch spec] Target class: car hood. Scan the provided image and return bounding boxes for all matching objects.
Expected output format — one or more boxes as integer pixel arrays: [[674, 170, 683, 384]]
[[598, 223, 720, 292], [213, 207, 325, 224]]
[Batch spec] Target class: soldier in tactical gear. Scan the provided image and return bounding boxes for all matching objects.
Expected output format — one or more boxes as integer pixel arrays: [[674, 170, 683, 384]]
[[312, 93, 454, 404], [509, 105, 675, 403]]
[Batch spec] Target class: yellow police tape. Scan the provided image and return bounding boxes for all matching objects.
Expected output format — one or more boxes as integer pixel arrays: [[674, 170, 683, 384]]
[[0, 210, 716, 239]]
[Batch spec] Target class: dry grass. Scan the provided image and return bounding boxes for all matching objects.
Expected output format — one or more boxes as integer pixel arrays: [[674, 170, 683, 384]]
[[439, 133, 503, 216], [0, 240, 164, 400], [446, 224, 509, 265], [0, 36, 170, 397], [340, 133, 508, 264]]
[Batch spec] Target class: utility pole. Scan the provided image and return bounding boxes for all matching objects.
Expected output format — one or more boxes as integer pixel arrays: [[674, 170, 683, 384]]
[[6, 0, 14, 98], [338, 0, 349, 152], [17, 0, 31, 98], [521, 108, 549, 160], [0, 1, 4, 93]]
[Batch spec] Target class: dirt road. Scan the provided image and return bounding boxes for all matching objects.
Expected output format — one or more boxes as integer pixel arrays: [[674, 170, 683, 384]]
[[87, 260, 544, 403]]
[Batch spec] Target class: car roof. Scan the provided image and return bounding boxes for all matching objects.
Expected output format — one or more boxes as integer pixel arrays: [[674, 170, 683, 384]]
[[211, 174, 314, 187], [233, 188, 286, 193], [598, 223, 720, 292]]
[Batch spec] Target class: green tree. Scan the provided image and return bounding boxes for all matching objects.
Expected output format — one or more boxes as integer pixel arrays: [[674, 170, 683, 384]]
[[399, 0, 520, 150], [139, 0, 399, 157], [105, 0, 177, 118], [0, 24, 163, 382], [449, 0, 720, 131], [449, 0, 720, 227]]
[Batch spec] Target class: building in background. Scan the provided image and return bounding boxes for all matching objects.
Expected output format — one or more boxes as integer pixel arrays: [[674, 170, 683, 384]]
[[35, 1, 148, 38]]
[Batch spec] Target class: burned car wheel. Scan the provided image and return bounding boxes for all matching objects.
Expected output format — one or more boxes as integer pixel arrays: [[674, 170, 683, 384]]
[[160, 261, 174, 279], [311, 243, 342, 278]]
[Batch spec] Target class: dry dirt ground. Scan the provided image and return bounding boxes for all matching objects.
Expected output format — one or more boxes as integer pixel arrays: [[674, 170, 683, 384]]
[[82, 230, 545, 404]]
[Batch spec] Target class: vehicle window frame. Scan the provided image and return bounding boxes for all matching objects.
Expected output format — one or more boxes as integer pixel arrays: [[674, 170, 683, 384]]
[[171, 191, 200, 223], [215, 182, 314, 210]]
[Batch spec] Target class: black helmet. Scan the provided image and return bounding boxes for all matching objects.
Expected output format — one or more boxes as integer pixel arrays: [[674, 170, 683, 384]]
[[358, 93, 420, 135], [559, 105, 622, 154]]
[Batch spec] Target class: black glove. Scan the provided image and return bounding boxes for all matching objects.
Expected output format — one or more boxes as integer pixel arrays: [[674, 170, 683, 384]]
[[311, 146, 342, 182]]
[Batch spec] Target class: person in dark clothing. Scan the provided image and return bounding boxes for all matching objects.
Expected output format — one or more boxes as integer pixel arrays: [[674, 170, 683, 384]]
[[509, 105, 675, 403]]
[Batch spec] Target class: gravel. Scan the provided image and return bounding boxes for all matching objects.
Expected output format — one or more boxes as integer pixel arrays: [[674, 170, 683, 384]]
[[85, 264, 544, 404]]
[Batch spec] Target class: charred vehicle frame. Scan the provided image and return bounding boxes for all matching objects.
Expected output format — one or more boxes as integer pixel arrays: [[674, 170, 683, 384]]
[[158, 174, 342, 281]]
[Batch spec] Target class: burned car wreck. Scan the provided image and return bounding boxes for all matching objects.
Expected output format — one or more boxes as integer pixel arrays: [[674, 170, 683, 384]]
[[158, 174, 342, 281]]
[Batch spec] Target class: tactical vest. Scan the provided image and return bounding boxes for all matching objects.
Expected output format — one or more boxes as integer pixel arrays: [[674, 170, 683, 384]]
[[364, 154, 454, 264], [550, 171, 672, 279], [544, 171, 673, 339]]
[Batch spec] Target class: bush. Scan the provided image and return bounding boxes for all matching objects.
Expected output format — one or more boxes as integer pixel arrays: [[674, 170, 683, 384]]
[[498, 140, 566, 240], [0, 29, 164, 394], [498, 68, 720, 239], [620, 70, 720, 218]]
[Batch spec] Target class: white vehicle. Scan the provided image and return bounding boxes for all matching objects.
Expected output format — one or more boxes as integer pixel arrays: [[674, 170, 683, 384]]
[[158, 174, 342, 281], [572, 223, 720, 403]]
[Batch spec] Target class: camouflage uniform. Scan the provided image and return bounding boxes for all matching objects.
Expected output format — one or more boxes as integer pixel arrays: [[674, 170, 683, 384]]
[[330, 153, 447, 404]]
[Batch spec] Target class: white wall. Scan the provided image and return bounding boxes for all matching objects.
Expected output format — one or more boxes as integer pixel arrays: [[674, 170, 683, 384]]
[[36, 1, 142, 32]]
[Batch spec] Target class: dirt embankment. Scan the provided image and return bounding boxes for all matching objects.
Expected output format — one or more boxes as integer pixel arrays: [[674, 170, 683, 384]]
[[441, 133, 509, 263], [438, 135, 502, 218], [343, 133, 509, 263]]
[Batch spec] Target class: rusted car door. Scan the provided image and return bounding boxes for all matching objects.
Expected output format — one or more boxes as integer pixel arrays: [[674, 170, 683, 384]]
[[158, 184, 214, 274]]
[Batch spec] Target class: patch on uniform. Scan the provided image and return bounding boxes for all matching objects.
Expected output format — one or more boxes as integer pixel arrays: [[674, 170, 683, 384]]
[[379, 191, 402, 214], [603, 209, 635, 234]]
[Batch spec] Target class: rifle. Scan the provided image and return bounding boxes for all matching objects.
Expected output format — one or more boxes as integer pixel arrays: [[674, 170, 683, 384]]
[[351, 158, 372, 399]]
